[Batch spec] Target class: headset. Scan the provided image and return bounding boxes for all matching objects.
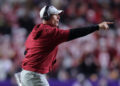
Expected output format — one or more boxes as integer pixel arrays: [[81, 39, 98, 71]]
[[43, 6, 50, 21]]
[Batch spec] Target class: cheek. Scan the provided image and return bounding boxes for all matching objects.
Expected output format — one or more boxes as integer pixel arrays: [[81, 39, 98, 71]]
[[50, 16, 59, 26], [53, 16, 58, 21], [53, 18, 58, 23]]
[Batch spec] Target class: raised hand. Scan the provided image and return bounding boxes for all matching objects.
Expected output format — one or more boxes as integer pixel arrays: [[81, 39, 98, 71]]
[[98, 22, 114, 30]]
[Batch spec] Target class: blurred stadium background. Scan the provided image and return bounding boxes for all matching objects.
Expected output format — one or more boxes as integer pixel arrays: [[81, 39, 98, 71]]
[[0, 0, 120, 86]]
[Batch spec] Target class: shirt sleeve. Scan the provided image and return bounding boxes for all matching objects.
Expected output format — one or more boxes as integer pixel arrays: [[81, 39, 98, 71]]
[[68, 25, 99, 41], [48, 27, 70, 45]]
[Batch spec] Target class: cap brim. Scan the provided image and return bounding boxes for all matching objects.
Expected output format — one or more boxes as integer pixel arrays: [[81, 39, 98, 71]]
[[57, 10, 63, 14]]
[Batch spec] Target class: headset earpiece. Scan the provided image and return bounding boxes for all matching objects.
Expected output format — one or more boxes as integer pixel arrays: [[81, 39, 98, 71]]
[[43, 6, 50, 21]]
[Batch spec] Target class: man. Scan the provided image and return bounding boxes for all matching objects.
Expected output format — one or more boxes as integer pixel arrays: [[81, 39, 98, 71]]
[[20, 5, 113, 86]]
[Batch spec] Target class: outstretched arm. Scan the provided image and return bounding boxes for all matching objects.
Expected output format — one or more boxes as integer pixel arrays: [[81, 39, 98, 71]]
[[68, 22, 114, 41]]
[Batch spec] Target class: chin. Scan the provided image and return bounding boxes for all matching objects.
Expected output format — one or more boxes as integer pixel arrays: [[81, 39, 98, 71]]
[[56, 23, 59, 27], [54, 24, 59, 27], [52, 23, 59, 27]]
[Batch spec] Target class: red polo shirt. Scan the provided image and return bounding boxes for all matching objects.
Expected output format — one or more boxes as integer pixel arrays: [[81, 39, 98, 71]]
[[22, 24, 69, 74]]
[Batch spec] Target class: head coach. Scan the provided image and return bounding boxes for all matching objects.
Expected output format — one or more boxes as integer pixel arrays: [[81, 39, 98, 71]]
[[20, 5, 113, 86]]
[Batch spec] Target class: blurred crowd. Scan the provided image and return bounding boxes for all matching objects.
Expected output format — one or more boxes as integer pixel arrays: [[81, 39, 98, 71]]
[[0, 0, 120, 86]]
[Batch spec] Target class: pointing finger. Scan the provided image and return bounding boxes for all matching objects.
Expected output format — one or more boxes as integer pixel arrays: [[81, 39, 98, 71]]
[[106, 22, 114, 25]]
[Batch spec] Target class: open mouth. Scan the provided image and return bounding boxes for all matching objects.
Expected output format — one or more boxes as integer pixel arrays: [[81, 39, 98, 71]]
[[56, 21, 59, 24]]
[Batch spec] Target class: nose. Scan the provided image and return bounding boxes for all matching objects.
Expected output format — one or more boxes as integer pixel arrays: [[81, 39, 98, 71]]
[[57, 15, 60, 20]]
